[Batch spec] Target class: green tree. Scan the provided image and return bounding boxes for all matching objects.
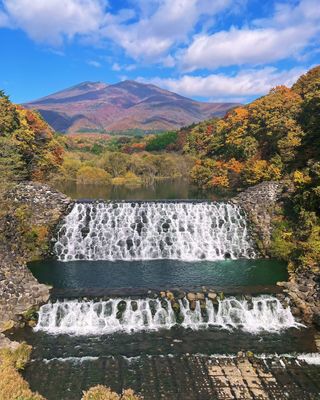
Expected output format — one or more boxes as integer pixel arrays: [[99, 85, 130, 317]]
[[0, 136, 26, 194], [145, 131, 178, 151], [0, 90, 20, 136]]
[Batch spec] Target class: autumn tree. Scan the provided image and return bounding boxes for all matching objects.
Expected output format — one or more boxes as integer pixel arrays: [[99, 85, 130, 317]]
[[0, 91, 64, 184], [292, 66, 320, 160]]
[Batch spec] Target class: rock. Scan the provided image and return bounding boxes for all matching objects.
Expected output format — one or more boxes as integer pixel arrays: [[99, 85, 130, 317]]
[[298, 285, 310, 293], [131, 301, 138, 312], [177, 290, 186, 300], [196, 293, 205, 301], [27, 320, 37, 328], [166, 291, 174, 301], [313, 313, 320, 328], [189, 300, 196, 311], [208, 292, 217, 301], [171, 302, 180, 314], [160, 291, 166, 298], [232, 181, 286, 255], [187, 293, 196, 302], [291, 307, 301, 316], [117, 300, 127, 313]]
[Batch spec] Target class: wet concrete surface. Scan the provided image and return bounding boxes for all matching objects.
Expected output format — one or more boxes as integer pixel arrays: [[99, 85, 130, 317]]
[[24, 354, 320, 400]]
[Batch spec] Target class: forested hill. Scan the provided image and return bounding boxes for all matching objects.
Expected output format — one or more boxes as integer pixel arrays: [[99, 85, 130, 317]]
[[182, 66, 320, 272]]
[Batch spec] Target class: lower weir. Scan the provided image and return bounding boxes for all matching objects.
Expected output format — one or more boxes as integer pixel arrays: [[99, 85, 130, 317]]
[[35, 295, 301, 335]]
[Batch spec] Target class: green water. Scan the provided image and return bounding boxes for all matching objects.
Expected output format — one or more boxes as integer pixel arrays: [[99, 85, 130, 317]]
[[29, 258, 287, 291]]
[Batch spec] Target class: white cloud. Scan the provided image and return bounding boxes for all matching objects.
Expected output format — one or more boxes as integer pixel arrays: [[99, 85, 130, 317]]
[[138, 67, 306, 101], [0, 0, 108, 45], [0, 10, 10, 27], [112, 62, 121, 71], [87, 60, 102, 68], [181, 0, 320, 71], [0, 0, 318, 74], [111, 62, 136, 72], [102, 0, 234, 61], [124, 64, 137, 71], [182, 26, 316, 71]]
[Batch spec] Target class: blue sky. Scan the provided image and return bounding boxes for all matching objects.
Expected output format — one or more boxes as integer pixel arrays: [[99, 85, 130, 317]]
[[0, 0, 319, 104]]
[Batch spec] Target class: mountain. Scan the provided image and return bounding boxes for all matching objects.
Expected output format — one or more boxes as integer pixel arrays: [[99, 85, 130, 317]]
[[24, 80, 238, 133]]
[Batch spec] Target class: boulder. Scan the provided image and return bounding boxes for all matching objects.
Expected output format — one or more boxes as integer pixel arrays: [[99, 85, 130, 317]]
[[187, 293, 196, 302], [208, 292, 217, 301]]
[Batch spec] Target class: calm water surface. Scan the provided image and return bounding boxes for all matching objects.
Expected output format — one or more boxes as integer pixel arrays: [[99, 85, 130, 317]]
[[29, 259, 288, 291], [55, 179, 229, 201]]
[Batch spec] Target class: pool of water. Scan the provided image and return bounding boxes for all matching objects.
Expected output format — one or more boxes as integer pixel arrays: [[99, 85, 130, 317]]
[[54, 179, 228, 201], [29, 259, 288, 291]]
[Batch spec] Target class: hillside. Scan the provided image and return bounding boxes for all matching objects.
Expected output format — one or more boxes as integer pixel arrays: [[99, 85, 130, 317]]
[[183, 65, 320, 273], [24, 80, 238, 133]]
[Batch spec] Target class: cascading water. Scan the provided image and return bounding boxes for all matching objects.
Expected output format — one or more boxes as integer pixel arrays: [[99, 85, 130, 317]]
[[35, 296, 300, 335], [55, 202, 255, 261]]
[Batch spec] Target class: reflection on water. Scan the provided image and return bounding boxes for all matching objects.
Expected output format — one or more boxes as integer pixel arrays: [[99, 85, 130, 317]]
[[54, 179, 227, 201]]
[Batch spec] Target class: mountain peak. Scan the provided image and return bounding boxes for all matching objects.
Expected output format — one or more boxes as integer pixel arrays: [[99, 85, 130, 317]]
[[24, 80, 239, 133], [71, 81, 108, 90]]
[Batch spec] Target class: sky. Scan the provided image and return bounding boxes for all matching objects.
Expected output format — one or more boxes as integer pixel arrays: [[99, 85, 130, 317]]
[[0, 0, 319, 104]]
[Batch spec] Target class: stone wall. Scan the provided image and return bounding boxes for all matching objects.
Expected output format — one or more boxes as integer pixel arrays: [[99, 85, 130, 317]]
[[232, 181, 320, 327], [278, 271, 320, 327], [0, 182, 71, 332], [232, 181, 287, 256]]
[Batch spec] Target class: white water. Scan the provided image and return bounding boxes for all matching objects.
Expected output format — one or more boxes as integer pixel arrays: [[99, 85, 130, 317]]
[[55, 202, 255, 261], [40, 353, 320, 366], [35, 296, 300, 335]]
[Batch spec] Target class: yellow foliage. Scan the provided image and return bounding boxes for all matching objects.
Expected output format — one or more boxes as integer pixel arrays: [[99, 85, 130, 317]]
[[82, 385, 141, 400], [60, 155, 82, 180], [293, 170, 312, 185], [76, 166, 112, 185], [243, 159, 281, 185], [112, 172, 142, 186], [0, 344, 45, 400]]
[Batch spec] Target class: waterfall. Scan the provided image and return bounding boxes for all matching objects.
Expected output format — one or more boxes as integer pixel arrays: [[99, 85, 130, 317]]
[[35, 296, 300, 335], [55, 202, 255, 261]]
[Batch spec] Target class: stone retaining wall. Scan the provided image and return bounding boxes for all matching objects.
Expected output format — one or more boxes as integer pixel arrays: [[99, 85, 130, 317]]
[[232, 181, 287, 256], [0, 182, 71, 334]]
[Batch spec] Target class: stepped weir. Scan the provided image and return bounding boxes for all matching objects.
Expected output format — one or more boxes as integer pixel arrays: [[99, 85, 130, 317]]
[[54, 201, 255, 261]]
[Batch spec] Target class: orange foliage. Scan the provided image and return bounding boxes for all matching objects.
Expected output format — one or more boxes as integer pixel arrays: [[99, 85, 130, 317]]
[[226, 158, 244, 173], [210, 175, 229, 188]]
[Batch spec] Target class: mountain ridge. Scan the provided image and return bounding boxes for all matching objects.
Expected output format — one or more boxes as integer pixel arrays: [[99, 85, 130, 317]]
[[24, 80, 239, 133]]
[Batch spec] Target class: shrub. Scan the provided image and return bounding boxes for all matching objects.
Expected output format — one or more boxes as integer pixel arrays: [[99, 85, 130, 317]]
[[270, 221, 296, 260], [97, 152, 129, 177], [76, 166, 112, 185], [81, 386, 141, 400], [0, 344, 45, 400], [60, 156, 82, 180], [112, 172, 142, 186]]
